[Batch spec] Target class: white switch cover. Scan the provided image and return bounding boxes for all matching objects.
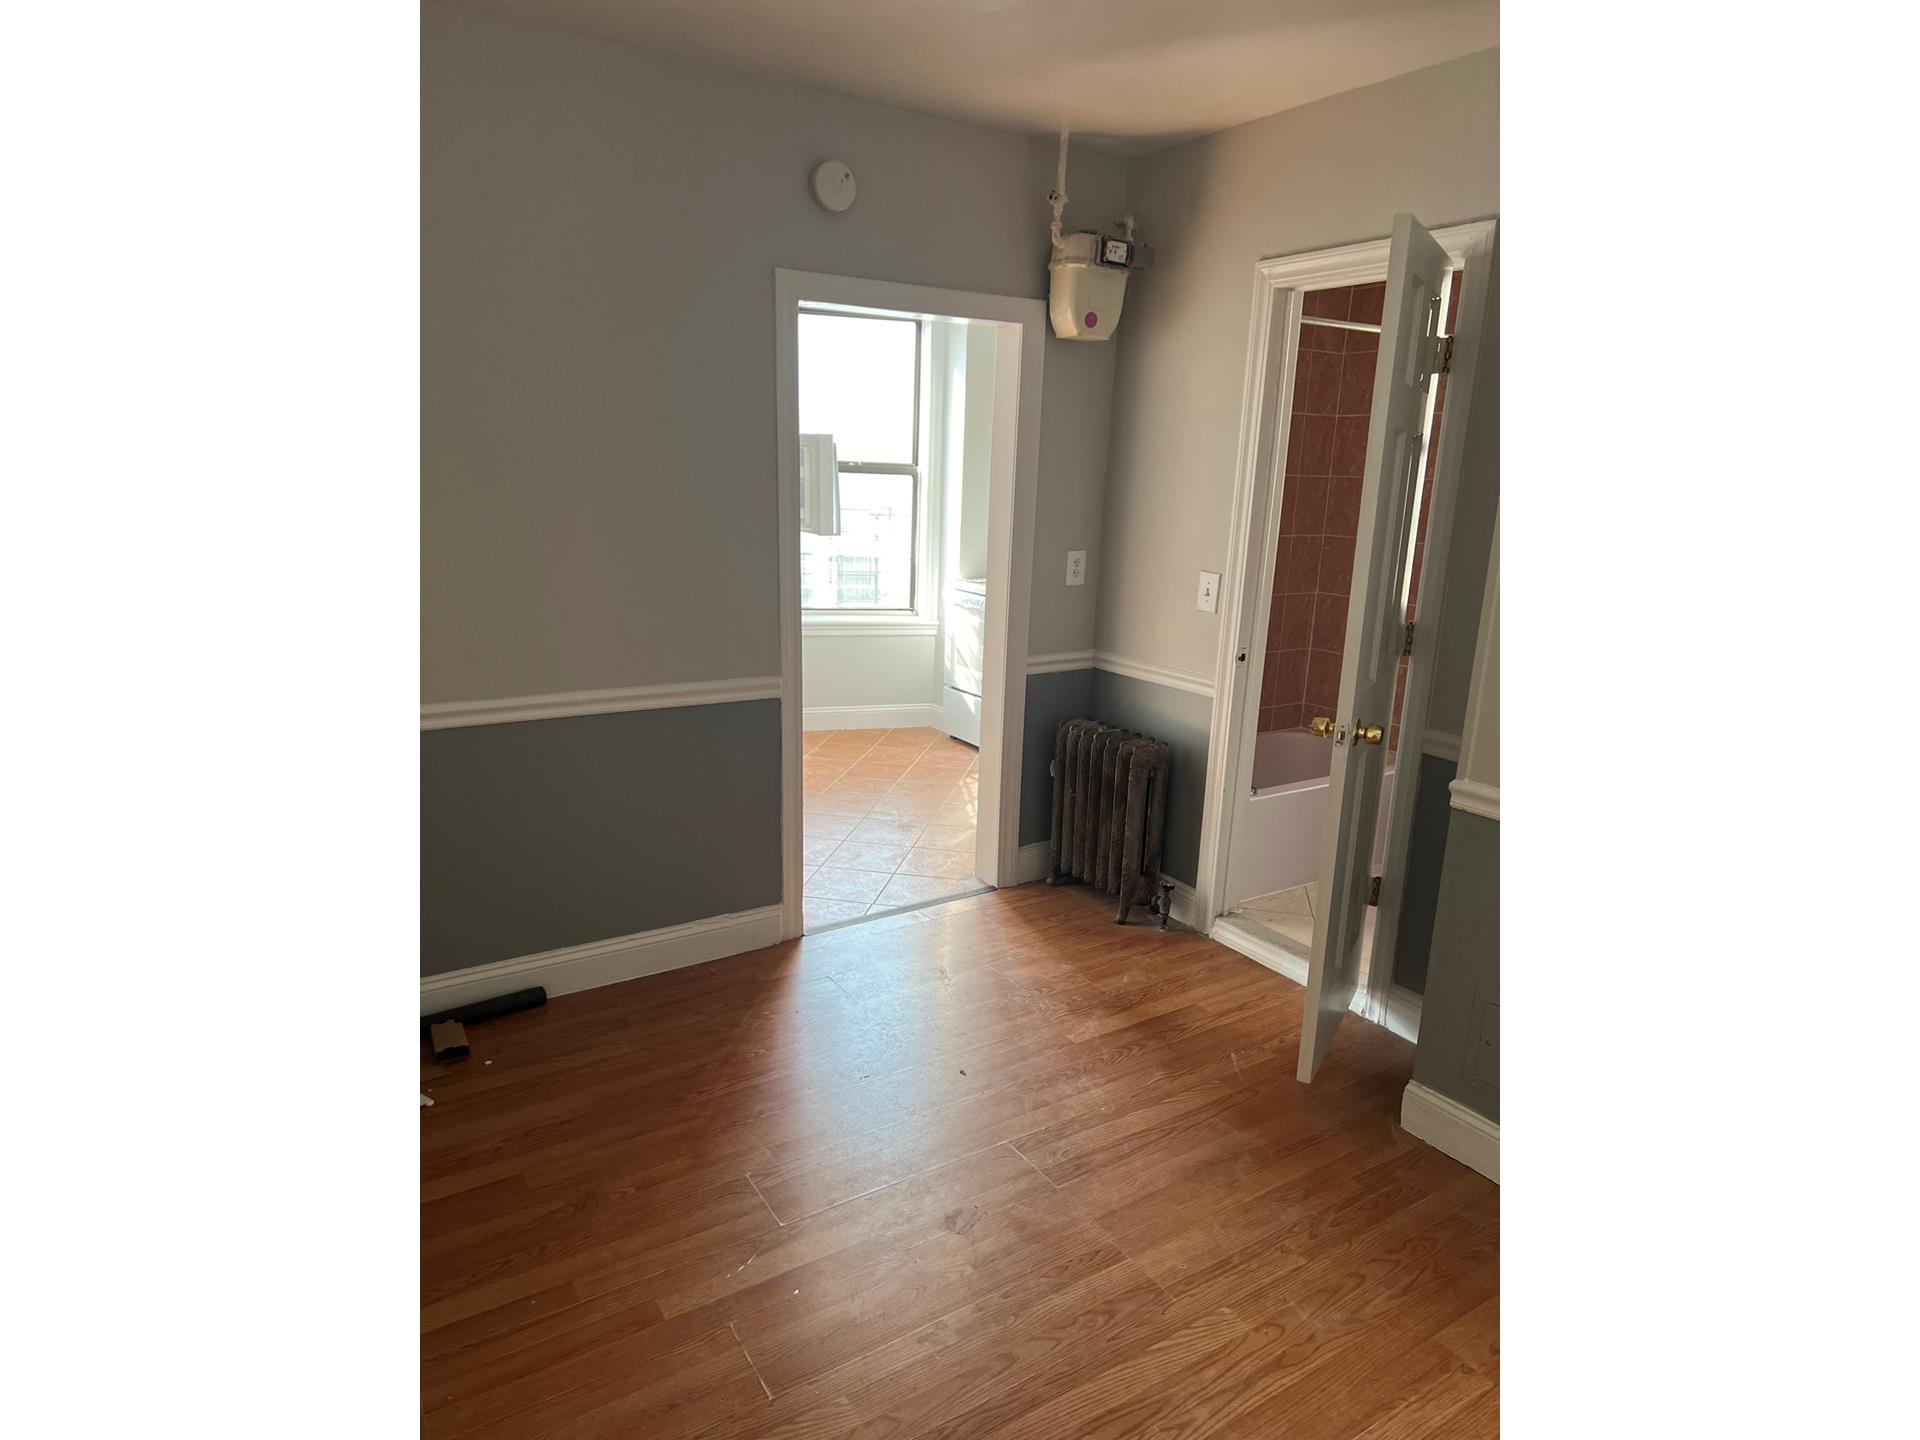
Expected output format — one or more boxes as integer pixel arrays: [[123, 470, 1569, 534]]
[[1197, 570, 1220, 614], [1066, 550, 1087, 587]]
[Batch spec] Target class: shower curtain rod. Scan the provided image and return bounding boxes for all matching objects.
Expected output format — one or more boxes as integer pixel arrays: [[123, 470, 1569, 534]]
[[1299, 315, 1382, 334]]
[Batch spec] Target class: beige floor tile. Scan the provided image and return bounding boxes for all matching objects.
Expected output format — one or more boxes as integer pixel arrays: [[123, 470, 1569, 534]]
[[918, 822, 976, 852], [804, 897, 869, 929], [827, 839, 911, 873], [804, 866, 890, 904], [905, 754, 972, 777], [811, 790, 879, 817], [875, 871, 975, 909], [821, 778, 895, 804], [892, 779, 959, 802], [1242, 885, 1312, 918], [931, 802, 977, 828], [846, 756, 913, 781], [865, 792, 945, 820], [802, 812, 857, 840], [814, 736, 877, 758], [803, 835, 842, 866], [897, 846, 978, 880], [847, 815, 928, 847]]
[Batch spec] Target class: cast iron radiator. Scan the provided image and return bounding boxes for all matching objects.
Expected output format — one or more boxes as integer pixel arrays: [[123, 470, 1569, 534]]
[[1045, 719, 1173, 925]]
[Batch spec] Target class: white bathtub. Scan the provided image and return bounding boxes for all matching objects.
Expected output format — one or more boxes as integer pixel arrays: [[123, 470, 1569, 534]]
[[1224, 730, 1394, 909]]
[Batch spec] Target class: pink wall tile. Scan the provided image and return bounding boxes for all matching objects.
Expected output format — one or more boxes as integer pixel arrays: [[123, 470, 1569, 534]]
[[1256, 276, 1450, 746]]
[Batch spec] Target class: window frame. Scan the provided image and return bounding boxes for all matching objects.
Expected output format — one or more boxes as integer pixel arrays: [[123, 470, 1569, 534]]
[[798, 310, 934, 631]]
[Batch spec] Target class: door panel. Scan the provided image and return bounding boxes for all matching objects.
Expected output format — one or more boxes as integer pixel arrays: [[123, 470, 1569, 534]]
[[1298, 214, 1451, 1082]]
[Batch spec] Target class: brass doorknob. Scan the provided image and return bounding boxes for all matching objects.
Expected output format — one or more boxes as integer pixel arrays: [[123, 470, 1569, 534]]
[[1356, 724, 1384, 745], [1308, 716, 1334, 737]]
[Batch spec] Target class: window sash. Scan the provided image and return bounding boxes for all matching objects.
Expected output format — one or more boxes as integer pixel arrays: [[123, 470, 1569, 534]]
[[802, 462, 919, 614], [798, 310, 925, 615]]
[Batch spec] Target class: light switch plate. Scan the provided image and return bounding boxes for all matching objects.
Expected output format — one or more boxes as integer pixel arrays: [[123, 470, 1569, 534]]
[[1197, 570, 1220, 614], [1066, 550, 1087, 587]]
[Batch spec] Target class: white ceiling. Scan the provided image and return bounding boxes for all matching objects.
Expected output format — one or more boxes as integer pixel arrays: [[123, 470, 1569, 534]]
[[448, 0, 1499, 155]]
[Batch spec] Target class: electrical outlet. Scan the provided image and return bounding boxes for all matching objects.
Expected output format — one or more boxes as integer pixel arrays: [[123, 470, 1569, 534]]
[[1197, 570, 1220, 614], [1066, 550, 1086, 587]]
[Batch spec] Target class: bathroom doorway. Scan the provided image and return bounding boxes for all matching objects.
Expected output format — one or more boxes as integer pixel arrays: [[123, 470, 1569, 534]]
[[1195, 219, 1495, 1041]]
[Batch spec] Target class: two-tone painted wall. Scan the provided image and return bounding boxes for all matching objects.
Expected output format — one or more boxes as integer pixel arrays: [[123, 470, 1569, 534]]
[[421, 4, 1123, 977]]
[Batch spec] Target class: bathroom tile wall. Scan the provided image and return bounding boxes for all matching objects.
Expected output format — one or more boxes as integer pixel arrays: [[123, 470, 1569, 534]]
[[1259, 273, 1460, 753]]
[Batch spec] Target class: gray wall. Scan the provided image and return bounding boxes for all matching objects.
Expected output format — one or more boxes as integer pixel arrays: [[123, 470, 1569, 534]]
[[1410, 811, 1499, 1120], [1019, 668, 1096, 847], [423, 2, 1124, 704], [1093, 49, 1499, 678], [421, 702, 781, 975], [422, 5, 1127, 976], [1388, 756, 1456, 995]]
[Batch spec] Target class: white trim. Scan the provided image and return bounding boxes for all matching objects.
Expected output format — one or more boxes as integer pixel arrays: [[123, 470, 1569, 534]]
[[803, 617, 940, 637], [1025, 649, 1095, 675], [1014, 840, 1051, 883], [1449, 778, 1500, 821], [1092, 650, 1215, 697], [1194, 218, 1496, 999], [1400, 1080, 1499, 1183], [1209, 912, 1310, 985], [1383, 983, 1424, 1043], [419, 905, 784, 1014], [777, 270, 1044, 938], [1421, 730, 1462, 763], [804, 702, 944, 732], [421, 677, 783, 731]]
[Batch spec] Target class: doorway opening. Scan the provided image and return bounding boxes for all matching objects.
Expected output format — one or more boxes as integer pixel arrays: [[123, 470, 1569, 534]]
[[774, 272, 1045, 938], [1228, 275, 1456, 972], [1195, 219, 1494, 1055]]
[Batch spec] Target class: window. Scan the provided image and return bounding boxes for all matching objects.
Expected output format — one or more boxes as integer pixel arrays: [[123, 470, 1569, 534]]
[[799, 311, 922, 613]]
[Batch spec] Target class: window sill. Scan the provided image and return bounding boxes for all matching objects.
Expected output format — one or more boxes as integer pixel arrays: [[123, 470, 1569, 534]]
[[803, 614, 939, 638]]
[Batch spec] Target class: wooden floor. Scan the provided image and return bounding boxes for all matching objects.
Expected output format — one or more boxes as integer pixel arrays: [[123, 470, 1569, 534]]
[[422, 884, 1499, 1439]]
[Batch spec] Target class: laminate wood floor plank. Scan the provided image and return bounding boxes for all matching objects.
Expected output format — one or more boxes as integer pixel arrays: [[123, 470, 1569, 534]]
[[420, 883, 1497, 1438]]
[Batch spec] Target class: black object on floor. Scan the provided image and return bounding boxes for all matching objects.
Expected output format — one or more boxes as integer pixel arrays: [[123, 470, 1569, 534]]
[[420, 985, 547, 1036]]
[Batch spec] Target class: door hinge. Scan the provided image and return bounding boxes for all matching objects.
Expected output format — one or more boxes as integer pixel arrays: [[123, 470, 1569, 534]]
[[1432, 335, 1454, 375], [1401, 619, 1415, 657], [1368, 875, 1382, 906]]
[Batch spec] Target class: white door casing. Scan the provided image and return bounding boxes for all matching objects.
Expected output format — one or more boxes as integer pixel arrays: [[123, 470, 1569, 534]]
[[1297, 214, 1452, 1082]]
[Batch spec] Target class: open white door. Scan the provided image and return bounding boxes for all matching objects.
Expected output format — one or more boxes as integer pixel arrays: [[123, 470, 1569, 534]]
[[1298, 214, 1452, 1082]]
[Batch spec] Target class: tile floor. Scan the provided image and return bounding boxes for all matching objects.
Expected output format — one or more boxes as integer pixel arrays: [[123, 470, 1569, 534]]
[[802, 725, 983, 931], [1236, 879, 1376, 962]]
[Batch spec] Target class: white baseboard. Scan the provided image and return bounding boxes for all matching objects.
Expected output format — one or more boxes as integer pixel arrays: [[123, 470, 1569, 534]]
[[420, 904, 785, 1014], [1400, 1080, 1499, 1182], [1383, 983, 1424, 1043], [1014, 840, 1051, 883], [1208, 913, 1311, 985], [804, 703, 945, 732]]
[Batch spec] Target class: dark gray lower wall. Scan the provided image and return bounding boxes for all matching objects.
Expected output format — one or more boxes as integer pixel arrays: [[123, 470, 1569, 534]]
[[1410, 809, 1499, 1121], [1389, 755, 1459, 995], [1089, 669, 1212, 886], [421, 700, 782, 976], [1019, 669, 1096, 848], [1017, 666, 1213, 886]]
